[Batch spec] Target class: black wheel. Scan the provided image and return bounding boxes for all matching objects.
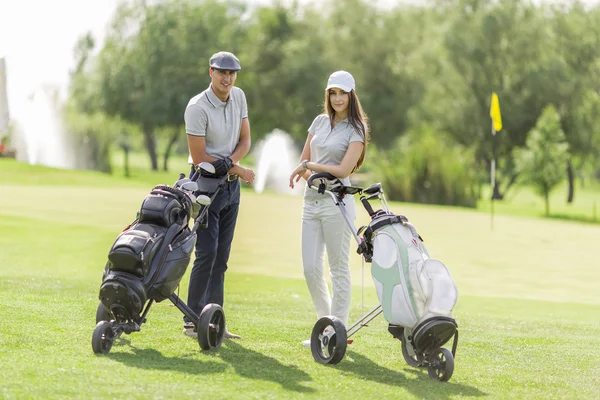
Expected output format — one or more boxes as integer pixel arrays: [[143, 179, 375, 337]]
[[197, 303, 225, 351], [95, 302, 112, 324], [401, 337, 423, 367], [427, 348, 454, 382], [310, 316, 347, 365], [92, 321, 115, 354]]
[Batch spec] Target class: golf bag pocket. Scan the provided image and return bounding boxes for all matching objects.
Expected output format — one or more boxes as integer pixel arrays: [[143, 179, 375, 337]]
[[99, 271, 147, 320], [139, 194, 183, 227], [146, 231, 196, 302], [421, 259, 457, 317], [195, 175, 221, 195], [371, 231, 419, 328], [108, 229, 153, 277]]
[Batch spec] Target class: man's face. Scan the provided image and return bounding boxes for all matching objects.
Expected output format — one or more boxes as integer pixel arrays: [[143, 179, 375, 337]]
[[210, 68, 237, 97]]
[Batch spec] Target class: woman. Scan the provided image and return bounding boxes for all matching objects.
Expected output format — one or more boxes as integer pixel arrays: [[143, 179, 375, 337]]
[[289, 70, 369, 346]]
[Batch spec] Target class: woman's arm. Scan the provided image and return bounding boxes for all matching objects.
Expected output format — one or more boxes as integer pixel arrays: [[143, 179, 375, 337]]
[[289, 134, 313, 188], [304, 141, 364, 179]]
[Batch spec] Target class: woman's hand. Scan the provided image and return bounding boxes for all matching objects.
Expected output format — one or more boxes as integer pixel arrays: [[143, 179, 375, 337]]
[[289, 163, 307, 189]]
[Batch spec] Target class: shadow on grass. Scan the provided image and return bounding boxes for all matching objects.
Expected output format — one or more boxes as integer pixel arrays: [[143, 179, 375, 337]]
[[106, 345, 228, 375], [546, 213, 599, 225], [337, 351, 487, 399], [215, 340, 315, 393]]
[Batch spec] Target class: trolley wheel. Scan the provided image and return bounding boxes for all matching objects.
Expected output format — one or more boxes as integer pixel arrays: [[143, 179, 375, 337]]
[[197, 303, 225, 351], [92, 321, 115, 354], [95, 302, 112, 324], [401, 337, 423, 367], [310, 316, 347, 365], [427, 348, 454, 382]]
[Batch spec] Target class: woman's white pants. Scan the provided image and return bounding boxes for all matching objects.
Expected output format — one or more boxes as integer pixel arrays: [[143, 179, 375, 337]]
[[301, 196, 355, 327]]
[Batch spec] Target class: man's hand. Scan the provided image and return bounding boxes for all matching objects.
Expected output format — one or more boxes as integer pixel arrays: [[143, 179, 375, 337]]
[[211, 157, 234, 177], [237, 167, 255, 185]]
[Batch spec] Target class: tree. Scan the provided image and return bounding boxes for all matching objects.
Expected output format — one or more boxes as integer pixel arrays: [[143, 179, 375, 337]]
[[240, 3, 333, 142], [514, 105, 570, 216], [96, 0, 248, 170], [549, 2, 600, 202]]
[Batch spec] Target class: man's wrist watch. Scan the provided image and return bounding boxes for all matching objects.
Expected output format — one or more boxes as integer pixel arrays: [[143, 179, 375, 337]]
[[302, 160, 309, 170]]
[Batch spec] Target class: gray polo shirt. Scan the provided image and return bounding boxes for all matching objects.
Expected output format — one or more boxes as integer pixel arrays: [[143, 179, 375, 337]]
[[304, 113, 365, 201], [185, 85, 248, 163]]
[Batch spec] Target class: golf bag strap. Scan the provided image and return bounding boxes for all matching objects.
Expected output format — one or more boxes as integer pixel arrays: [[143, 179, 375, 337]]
[[370, 214, 408, 232], [151, 185, 193, 215], [369, 214, 424, 242]]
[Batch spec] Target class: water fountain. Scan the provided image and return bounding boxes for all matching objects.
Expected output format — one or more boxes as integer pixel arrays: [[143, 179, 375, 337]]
[[11, 86, 77, 169], [0, 58, 9, 136], [253, 129, 304, 196], [1, 56, 78, 169]]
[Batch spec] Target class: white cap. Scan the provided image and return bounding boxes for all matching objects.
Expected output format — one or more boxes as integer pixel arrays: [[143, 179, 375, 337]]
[[325, 70, 355, 92]]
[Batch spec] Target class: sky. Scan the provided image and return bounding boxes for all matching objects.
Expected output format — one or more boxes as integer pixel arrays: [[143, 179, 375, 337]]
[[0, 0, 598, 123], [0, 0, 120, 121]]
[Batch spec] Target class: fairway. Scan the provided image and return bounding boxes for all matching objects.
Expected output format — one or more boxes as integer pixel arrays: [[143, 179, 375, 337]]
[[1, 158, 599, 399]]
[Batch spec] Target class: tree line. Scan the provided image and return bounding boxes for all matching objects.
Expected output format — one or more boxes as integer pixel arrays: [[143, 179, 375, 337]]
[[66, 0, 600, 210]]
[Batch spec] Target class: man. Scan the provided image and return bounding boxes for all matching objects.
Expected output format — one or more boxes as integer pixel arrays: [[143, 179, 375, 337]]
[[184, 51, 255, 339]]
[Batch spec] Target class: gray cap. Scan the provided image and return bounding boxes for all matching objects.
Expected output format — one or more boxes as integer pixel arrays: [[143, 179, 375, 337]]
[[209, 51, 241, 71]]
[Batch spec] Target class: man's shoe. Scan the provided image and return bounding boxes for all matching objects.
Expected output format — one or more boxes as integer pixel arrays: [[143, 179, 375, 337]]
[[301, 339, 311, 347], [224, 329, 241, 339], [183, 327, 198, 339]]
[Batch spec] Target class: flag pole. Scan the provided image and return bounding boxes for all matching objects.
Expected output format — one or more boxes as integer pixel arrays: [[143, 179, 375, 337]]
[[489, 92, 502, 232], [491, 124, 496, 231]]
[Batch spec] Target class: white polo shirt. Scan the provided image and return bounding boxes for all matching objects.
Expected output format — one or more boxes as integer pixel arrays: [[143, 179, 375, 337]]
[[185, 85, 248, 163], [304, 113, 365, 201]]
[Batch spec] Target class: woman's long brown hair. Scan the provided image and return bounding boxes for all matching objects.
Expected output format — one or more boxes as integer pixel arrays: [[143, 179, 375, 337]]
[[324, 89, 370, 173]]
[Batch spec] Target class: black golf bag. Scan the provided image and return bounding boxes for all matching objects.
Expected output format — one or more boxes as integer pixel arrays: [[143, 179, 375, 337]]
[[98, 184, 199, 323]]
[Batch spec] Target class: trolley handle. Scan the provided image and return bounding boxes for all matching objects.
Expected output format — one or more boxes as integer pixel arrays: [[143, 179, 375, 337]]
[[307, 172, 342, 195], [360, 196, 376, 216]]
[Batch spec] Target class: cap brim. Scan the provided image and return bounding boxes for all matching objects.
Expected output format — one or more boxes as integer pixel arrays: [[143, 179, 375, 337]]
[[210, 65, 241, 72], [326, 84, 353, 92]]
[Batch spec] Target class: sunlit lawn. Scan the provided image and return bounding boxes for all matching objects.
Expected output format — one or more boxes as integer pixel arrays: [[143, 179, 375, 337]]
[[1, 157, 599, 399]]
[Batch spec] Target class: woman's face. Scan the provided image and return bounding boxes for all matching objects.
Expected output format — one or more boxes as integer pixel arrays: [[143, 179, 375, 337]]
[[328, 88, 350, 114]]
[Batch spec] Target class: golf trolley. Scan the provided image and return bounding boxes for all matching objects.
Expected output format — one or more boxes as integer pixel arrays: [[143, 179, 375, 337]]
[[306, 173, 459, 382], [92, 162, 228, 354]]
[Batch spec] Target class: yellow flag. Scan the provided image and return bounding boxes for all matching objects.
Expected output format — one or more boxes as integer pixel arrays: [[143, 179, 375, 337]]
[[490, 92, 502, 132]]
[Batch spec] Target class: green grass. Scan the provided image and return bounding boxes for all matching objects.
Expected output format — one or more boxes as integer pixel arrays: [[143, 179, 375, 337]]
[[1, 157, 600, 399], [477, 180, 600, 224]]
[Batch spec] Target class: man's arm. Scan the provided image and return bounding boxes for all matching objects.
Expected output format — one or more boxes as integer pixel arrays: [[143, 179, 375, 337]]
[[185, 104, 218, 165], [228, 117, 251, 165], [187, 135, 218, 165]]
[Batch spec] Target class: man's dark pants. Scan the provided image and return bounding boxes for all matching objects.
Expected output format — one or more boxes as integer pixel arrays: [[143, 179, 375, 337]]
[[185, 177, 240, 322]]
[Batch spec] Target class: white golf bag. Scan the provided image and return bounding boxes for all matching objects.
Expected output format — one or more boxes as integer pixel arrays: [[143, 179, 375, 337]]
[[364, 213, 458, 331]]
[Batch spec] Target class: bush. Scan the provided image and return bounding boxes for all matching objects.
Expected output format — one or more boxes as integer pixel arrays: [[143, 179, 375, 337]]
[[365, 126, 478, 207], [62, 106, 126, 173]]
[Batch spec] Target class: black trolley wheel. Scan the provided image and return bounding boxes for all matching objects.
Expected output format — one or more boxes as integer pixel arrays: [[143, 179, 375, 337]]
[[310, 316, 347, 365], [95, 302, 112, 324], [427, 348, 454, 382], [197, 303, 226, 351], [92, 321, 115, 354], [401, 337, 423, 367]]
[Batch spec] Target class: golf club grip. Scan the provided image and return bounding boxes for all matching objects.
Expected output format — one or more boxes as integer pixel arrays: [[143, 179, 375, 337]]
[[360, 196, 375, 216]]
